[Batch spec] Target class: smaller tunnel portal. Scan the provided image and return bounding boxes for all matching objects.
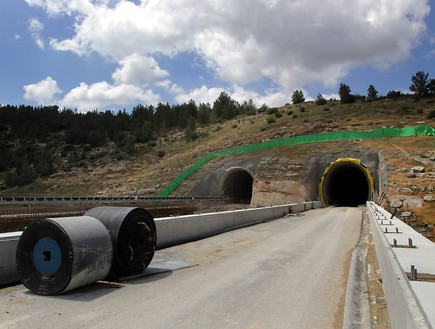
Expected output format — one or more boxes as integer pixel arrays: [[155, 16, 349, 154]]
[[221, 168, 253, 204], [321, 159, 374, 207]]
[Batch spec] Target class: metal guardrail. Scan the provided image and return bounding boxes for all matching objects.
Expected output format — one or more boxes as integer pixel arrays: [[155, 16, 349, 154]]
[[0, 196, 230, 203]]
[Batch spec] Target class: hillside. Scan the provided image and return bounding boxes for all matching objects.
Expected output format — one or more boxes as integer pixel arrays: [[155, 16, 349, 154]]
[[0, 96, 434, 231]]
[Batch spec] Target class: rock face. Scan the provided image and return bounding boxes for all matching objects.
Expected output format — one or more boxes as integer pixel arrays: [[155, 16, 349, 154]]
[[381, 150, 434, 240], [389, 195, 424, 209], [251, 179, 307, 206]]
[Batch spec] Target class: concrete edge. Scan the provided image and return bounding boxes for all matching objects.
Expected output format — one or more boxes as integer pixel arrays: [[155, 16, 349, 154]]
[[366, 201, 432, 329], [0, 201, 322, 287], [343, 210, 371, 329]]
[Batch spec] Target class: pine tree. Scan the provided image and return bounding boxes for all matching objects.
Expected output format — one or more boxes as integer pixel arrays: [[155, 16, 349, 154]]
[[367, 85, 378, 100]]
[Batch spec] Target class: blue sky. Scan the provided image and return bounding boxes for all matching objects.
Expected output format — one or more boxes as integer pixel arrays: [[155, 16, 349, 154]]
[[0, 0, 434, 112]]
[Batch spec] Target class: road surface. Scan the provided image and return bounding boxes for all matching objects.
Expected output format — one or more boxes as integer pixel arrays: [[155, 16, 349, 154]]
[[0, 207, 362, 329]]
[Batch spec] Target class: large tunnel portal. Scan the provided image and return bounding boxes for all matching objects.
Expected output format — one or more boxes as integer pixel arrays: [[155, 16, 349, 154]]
[[221, 168, 253, 204], [320, 158, 375, 207]]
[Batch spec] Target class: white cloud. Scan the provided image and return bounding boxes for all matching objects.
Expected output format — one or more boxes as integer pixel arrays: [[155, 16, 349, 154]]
[[59, 81, 160, 111], [175, 85, 222, 105], [24, 0, 89, 17], [23, 77, 62, 104], [176, 84, 290, 108], [112, 54, 169, 85], [26, 0, 430, 109], [28, 18, 45, 49]]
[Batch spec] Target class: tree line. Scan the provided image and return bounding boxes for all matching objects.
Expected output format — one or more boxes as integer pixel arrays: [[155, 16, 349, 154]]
[[292, 70, 435, 105], [0, 92, 266, 188]]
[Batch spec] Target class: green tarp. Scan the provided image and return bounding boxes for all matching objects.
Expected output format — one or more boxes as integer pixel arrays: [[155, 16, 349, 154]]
[[156, 125, 435, 197]]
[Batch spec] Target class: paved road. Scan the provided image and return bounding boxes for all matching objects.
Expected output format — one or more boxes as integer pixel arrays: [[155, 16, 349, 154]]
[[0, 207, 362, 329]]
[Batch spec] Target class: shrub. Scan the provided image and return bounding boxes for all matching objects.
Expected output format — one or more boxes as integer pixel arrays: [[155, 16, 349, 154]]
[[5, 170, 18, 187], [399, 105, 413, 114], [287, 110, 294, 116], [275, 111, 283, 118], [315, 93, 327, 106], [428, 110, 435, 119], [386, 90, 401, 99], [266, 116, 276, 124], [148, 140, 157, 147], [267, 107, 279, 115], [257, 104, 269, 113]]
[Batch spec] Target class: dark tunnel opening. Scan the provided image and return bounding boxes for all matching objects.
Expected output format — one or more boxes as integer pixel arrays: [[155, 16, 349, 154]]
[[321, 161, 372, 207], [221, 169, 253, 204]]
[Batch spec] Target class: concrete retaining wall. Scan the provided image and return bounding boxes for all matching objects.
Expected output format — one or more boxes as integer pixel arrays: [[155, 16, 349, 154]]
[[366, 202, 433, 329], [0, 201, 321, 287]]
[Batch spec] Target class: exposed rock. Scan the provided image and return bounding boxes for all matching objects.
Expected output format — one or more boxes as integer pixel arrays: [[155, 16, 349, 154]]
[[406, 170, 416, 178], [389, 199, 403, 208], [137, 188, 157, 194], [401, 211, 412, 218], [410, 165, 425, 173], [402, 187, 413, 194], [412, 156, 431, 165], [423, 195, 434, 202], [428, 185, 434, 192], [402, 197, 424, 208]]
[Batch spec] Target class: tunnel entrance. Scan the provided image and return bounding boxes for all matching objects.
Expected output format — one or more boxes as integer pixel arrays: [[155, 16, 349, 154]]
[[320, 158, 374, 207], [221, 168, 254, 204]]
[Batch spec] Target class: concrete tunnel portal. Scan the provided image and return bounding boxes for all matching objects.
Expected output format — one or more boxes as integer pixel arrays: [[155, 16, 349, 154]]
[[221, 168, 254, 204], [320, 158, 375, 207], [216, 158, 376, 207]]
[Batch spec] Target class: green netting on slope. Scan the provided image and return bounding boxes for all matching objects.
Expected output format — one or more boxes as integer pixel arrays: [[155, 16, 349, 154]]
[[156, 125, 435, 197]]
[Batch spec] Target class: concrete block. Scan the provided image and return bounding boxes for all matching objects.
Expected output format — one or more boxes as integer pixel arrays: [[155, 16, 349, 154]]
[[367, 202, 432, 329]]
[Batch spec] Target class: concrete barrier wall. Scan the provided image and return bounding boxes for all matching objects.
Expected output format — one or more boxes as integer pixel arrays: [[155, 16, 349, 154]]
[[155, 202, 320, 249], [0, 201, 321, 286], [366, 202, 433, 329]]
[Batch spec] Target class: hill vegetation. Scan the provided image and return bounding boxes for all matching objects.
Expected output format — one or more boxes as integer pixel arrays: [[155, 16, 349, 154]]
[[0, 71, 434, 197]]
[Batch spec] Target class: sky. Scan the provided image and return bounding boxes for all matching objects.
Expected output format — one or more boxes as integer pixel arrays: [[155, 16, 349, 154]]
[[0, 0, 434, 112]]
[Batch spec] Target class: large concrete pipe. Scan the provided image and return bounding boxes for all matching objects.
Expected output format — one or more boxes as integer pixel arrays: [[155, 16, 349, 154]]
[[320, 158, 375, 207], [16, 216, 113, 295], [84, 206, 156, 278]]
